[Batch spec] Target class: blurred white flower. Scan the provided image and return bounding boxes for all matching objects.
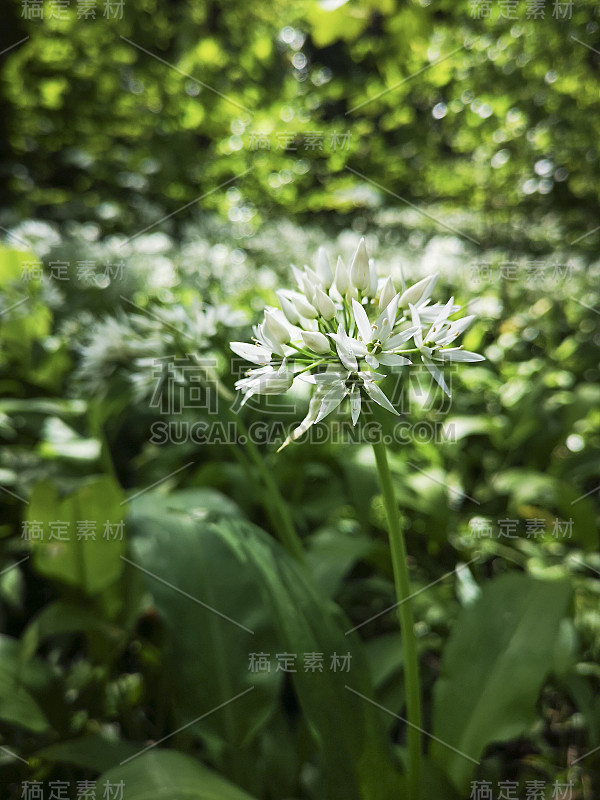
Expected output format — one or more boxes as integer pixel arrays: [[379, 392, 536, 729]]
[[230, 238, 485, 448]]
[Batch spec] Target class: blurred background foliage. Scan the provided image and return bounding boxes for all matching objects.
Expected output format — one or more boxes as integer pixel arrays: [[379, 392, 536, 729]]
[[1, 0, 600, 247], [1, 0, 600, 798]]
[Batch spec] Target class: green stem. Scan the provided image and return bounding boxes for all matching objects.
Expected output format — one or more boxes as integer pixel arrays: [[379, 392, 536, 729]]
[[293, 357, 327, 377], [372, 438, 422, 800]]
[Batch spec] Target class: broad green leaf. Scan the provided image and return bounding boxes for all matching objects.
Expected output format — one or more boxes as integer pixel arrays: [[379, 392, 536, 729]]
[[127, 499, 399, 799], [27, 477, 125, 594], [128, 487, 240, 520], [306, 526, 374, 598], [94, 750, 258, 800], [127, 506, 282, 771], [35, 734, 145, 773], [365, 632, 405, 734], [0, 673, 50, 733], [20, 599, 124, 666], [0, 635, 53, 733], [432, 573, 572, 792]]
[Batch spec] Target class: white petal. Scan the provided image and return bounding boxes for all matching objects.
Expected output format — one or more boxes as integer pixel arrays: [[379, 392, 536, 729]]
[[436, 315, 476, 346], [428, 297, 457, 335], [386, 325, 418, 349], [418, 302, 461, 323], [435, 348, 485, 362], [422, 356, 450, 397], [311, 369, 347, 384], [352, 298, 372, 343], [376, 293, 400, 341], [358, 370, 388, 381], [230, 342, 271, 365], [291, 265, 305, 292], [378, 353, 412, 367], [247, 367, 294, 395], [300, 273, 316, 303], [350, 387, 362, 425], [362, 380, 399, 416], [257, 321, 285, 356], [365, 354, 379, 369], [329, 326, 358, 371], [346, 336, 367, 357], [291, 293, 319, 319], [316, 384, 347, 423], [408, 304, 423, 347]]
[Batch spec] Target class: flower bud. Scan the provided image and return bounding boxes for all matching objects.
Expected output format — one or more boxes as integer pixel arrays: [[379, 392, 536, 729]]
[[366, 258, 378, 299], [305, 266, 322, 287], [399, 274, 439, 308], [334, 256, 348, 295], [277, 291, 301, 325], [301, 330, 331, 354], [291, 265, 304, 291], [314, 286, 337, 320], [349, 238, 370, 292], [263, 310, 290, 344], [378, 276, 396, 311], [292, 293, 319, 319], [300, 274, 316, 303], [315, 247, 333, 288]]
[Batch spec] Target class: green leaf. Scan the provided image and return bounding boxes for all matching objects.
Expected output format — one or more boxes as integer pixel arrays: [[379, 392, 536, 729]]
[[0, 673, 50, 733], [127, 498, 399, 799], [0, 635, 53, 733], [94, 750, 258, 800], [365, 632, 405, 731], [35, 734, 145, 773], [128, 487, 240, 520], [27, 477, 125, 594], [127, 506, 282, 768], [306, 526, 374, 598], [20, 600, 123, 666], [432, 573, 572, 792]]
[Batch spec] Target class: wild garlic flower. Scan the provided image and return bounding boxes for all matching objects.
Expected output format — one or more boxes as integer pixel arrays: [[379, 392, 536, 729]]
[[230, 238, 485, 449]]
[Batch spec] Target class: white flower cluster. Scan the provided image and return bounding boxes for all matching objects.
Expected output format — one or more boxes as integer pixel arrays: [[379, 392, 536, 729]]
[[230, 238, 484, 449]]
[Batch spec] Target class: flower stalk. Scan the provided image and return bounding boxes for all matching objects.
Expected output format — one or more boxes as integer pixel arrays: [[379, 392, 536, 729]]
[[372, 437, 422, 800]]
